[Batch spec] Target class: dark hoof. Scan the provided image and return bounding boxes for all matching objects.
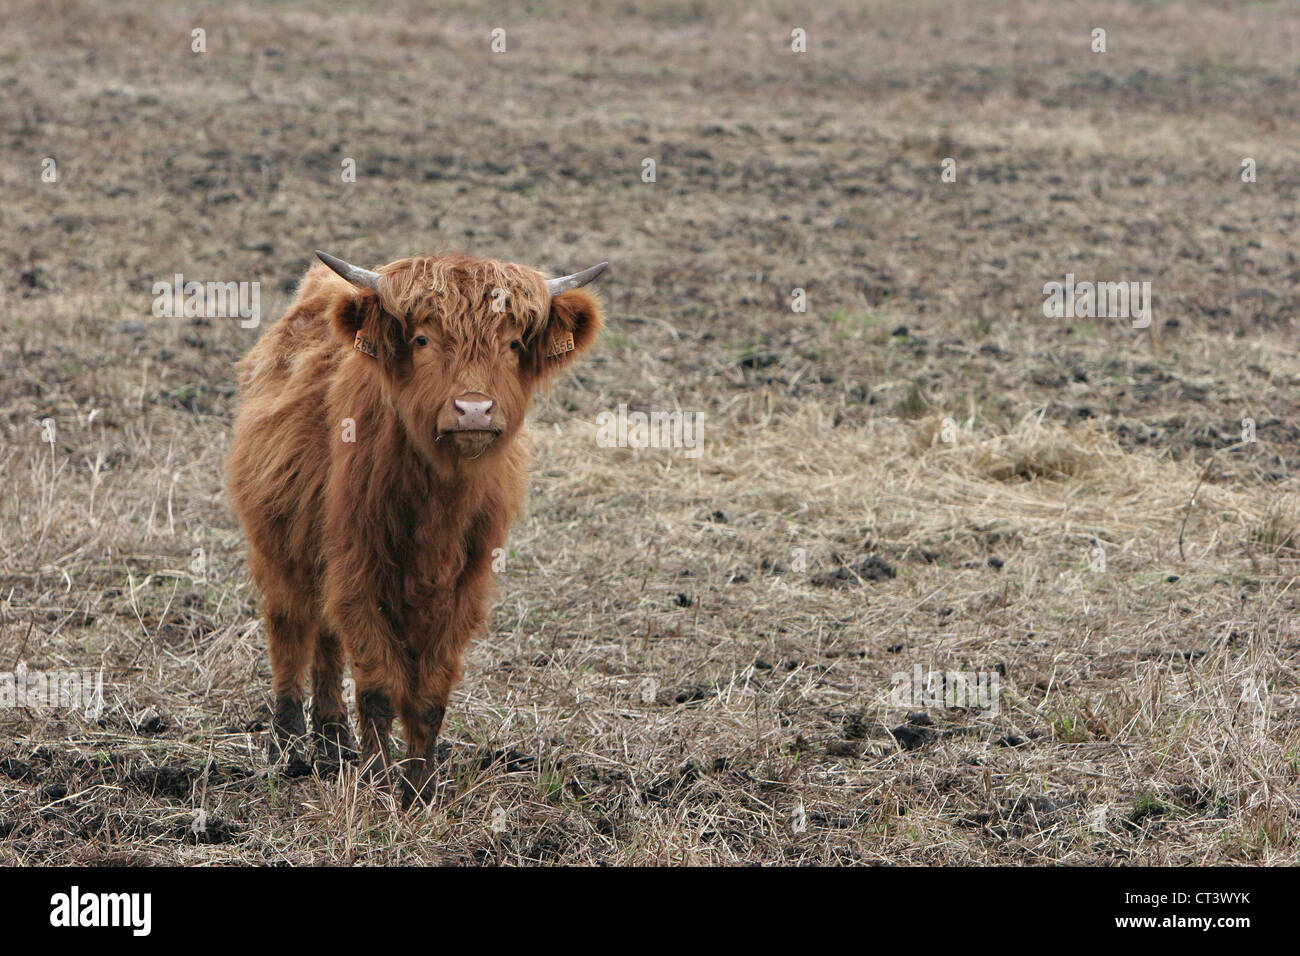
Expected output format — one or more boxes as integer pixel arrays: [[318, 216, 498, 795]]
[[270, 696, 310, 772], [358, 755, 396, 792], [312, 719, 359, 765], [267, 741, 314, 778], [268, 730, 313, 772], [397, 761, 437, 810]]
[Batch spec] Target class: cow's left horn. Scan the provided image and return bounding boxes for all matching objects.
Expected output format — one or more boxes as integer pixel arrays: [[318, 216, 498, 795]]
[[315, 250, 382, 292], [546, 261, 609, 296]]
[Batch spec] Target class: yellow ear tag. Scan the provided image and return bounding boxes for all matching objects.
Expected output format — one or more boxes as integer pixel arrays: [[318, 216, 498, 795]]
[[354, 330, 379, 357], [546, 331, 575, 357]]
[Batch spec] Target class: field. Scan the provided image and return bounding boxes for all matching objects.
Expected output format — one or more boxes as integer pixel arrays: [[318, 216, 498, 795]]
[[2, 0, 1299, 865]]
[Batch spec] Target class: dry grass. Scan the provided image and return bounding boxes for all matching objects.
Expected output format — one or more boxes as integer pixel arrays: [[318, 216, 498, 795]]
[[1, 0, 1298, 865], [3, 401, 1297, 864]]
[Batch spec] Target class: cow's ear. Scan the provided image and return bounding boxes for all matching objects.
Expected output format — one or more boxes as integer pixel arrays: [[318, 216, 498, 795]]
[[328, 287, 401, 363], [534, 288, 604, 379]]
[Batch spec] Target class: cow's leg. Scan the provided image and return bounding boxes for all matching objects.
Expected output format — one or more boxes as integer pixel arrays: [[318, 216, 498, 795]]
[[398, 650, 460, 809], [310, 626, 357, 765], [355, 678, 397, 787], [330, 597, 407, 796], [399, 698, 448, 809], [266, 607, 314, 771]]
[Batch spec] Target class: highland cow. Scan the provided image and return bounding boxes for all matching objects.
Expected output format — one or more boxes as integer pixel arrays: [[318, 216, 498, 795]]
[[226, 250, 607, 805]]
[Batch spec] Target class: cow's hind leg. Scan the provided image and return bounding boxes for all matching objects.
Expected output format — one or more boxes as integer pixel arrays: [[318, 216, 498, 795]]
[[266, 606, 314, 773], [310, 626, 357, 766]]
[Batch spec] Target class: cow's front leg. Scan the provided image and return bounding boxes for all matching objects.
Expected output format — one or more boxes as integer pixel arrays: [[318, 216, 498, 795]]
[[399, 700, 447, 809], [270, 695, 309, 771], [327, 591, 408, 796], [355, 683, 396, 787]]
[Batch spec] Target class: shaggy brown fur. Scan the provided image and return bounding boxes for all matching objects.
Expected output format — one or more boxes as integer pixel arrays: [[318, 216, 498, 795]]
[[226, 253, 604, 804]]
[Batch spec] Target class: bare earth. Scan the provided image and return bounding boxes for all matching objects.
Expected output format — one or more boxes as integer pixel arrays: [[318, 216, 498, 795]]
[[1, 0, 1299, 864]]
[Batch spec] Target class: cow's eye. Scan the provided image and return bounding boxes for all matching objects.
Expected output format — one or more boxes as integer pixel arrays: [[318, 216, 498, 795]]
[[510, 339, 524, 353], [414, 335, 430, 348]]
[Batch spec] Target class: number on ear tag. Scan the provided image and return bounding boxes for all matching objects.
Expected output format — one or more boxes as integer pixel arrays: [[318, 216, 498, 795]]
[[546, 331, 575, 357], [354, 330, 379, 357]]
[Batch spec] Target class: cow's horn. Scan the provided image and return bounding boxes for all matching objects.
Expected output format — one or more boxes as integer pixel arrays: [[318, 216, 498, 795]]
[[546, 261, 609, 296], [315, 250, 382, 292]]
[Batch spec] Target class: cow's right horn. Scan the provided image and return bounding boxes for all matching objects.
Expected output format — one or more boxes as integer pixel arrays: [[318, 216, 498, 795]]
[[315, 250, 382, 292], [546, 261, 609, 296]]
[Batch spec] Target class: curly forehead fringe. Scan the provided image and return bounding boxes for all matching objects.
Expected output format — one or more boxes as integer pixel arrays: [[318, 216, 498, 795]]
[[376, 255, 550, 339]]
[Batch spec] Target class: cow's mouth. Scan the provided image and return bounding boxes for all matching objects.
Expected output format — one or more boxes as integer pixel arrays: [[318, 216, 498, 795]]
[[446, 429, 502, 457]]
